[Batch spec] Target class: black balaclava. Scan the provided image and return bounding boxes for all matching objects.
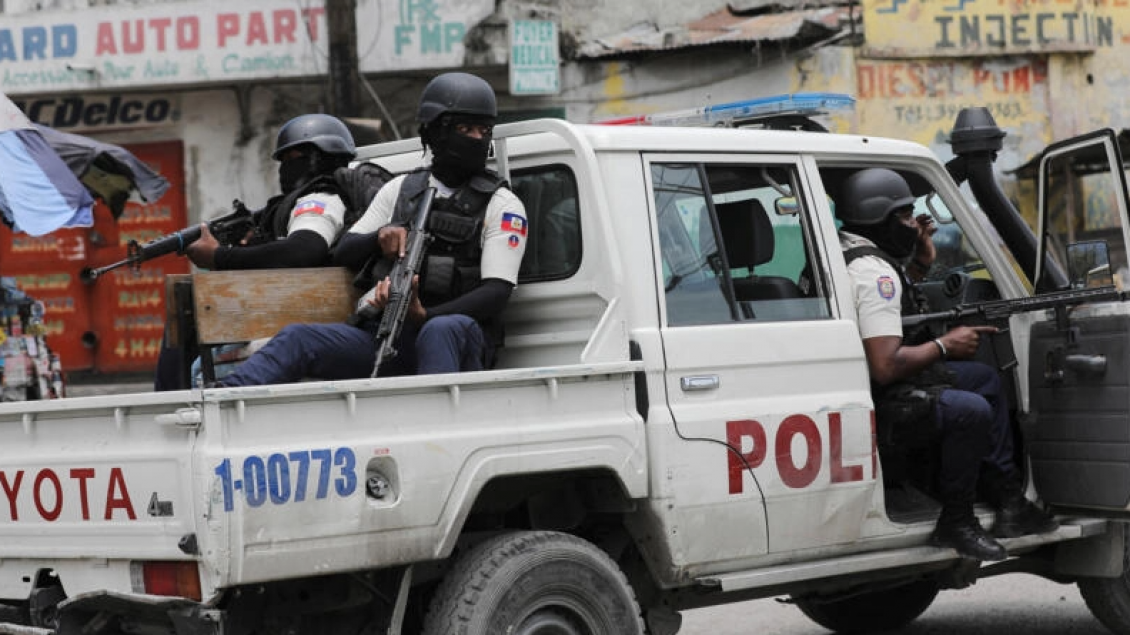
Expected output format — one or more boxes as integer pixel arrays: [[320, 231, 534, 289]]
[[424, 115, 493, 186], [850, 213, 920, 260], [278, 148, 348, 193]]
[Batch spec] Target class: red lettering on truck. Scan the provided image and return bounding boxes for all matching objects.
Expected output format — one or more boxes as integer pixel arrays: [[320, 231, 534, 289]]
[[726, 411, 875, 494], [1, 470, 23, 520], [0, 467, 137, 521]]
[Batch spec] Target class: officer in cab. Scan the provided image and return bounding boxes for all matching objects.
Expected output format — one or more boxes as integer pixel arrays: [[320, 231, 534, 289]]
[[836, 168, 1058, 561], [154, 113, 356, 391], [210, 72, 527, 386]]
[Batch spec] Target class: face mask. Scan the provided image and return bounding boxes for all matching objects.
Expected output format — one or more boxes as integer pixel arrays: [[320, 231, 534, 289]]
[[278, 156, 309, 192], [877, 214, 920, 259], [429, 124, 491, 186]]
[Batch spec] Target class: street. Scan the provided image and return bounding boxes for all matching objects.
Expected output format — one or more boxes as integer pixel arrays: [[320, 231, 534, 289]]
[[681, 573, 1108, 634]]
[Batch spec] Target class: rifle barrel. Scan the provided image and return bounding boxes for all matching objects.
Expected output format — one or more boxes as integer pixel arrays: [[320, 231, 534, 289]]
[[901, 285, 1123, 328]]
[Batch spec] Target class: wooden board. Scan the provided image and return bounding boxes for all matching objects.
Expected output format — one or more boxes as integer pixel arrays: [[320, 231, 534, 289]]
[[164, 274, 193, 347], [193, 267, 359, 344]]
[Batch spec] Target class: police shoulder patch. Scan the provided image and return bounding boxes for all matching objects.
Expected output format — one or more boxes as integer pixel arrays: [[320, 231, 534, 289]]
[[877, 275, 896, 300]]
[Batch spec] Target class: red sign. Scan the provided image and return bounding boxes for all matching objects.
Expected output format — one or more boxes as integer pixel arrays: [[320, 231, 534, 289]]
[[0, 140, 187, 374]]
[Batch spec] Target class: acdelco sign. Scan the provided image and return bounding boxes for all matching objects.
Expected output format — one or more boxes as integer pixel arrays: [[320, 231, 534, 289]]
[[14, 95, 178, 131]]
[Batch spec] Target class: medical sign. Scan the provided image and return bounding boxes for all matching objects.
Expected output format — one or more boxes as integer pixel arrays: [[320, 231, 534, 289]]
[[509, 20, 559, 95], [0, 0, 494, 95]]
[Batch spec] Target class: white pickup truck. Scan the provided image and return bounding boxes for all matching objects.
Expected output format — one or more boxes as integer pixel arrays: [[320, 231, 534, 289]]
[[3, 109, 1130, 635]]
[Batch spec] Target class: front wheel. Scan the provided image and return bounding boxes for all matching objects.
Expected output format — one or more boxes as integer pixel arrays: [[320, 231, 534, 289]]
[[1079, 532, 1130, 634], [422, 530, 645, 635], [792, 578, 940, 634]]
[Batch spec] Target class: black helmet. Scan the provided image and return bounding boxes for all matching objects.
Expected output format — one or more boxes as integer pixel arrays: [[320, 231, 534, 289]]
[[417, 72, 497, 126], [837, 168, 916, 227], [273, 114, 356, 160]]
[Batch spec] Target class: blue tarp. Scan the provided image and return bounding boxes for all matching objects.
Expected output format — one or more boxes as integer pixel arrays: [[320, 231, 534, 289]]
[[0, 92, 95, 236]]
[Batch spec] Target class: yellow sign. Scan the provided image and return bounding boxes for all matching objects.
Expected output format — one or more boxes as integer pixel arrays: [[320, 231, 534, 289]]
[[862, 0, 1113, 57]]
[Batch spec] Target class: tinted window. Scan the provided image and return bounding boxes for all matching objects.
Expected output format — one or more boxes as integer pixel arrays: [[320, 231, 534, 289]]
[[512, 165, 581, 283], [652, 162, 831, 326]]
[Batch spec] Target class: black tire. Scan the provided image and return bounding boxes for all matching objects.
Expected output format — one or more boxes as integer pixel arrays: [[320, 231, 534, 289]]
[[793, 578, 940, 634], [421, 530, 645, 635], [1079, 532, 1130, 635]]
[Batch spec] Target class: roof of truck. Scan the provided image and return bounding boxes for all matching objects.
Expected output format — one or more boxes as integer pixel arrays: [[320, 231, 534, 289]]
[[355, 118, 941, 170], [569, 122, 935, 157]]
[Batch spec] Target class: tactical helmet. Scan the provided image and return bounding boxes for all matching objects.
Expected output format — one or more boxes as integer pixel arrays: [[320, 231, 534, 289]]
[[836, 168, 916, 227], [417, 72, 498, 126], [273, 114, 357, 160]]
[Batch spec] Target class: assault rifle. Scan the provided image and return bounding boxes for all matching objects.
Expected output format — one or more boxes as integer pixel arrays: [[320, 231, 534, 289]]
[[80, 200, 257, 283], [902, 284, 1124, 330], [369, 187, 436, 378]]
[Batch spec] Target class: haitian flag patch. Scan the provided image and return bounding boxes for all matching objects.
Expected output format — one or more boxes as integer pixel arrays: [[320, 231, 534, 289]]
[[877, 275, 896, 300], [501, 212, 528, 236], [293, 200, 327, 216]]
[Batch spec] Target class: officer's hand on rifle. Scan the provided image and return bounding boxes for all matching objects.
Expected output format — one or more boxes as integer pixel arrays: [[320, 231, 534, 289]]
[[368, 275, 426, 325], [378, 225, 408, 259], [236, 227, 256, 246], [185, 223, 220, 269], [938, 324, 998, 360]]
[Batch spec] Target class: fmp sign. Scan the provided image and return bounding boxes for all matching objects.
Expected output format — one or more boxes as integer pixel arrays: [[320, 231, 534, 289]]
[[509, 20, 559, 95]]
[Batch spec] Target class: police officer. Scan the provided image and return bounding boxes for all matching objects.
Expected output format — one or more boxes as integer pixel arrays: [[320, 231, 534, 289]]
[[837, 167, 1057, 561], [213, 72, 526, 386], [184, 113, 355, 269], [154, 114, 356, 390]]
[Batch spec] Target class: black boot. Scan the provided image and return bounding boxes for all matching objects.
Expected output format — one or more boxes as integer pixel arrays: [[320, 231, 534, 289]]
[[930, 506, 1007, 561], [993, 476, 1059, 538]]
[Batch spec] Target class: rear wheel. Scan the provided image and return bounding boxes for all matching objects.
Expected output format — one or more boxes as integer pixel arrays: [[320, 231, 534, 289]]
[[422, 530, 644, 635], [793, 578, 939, 634]]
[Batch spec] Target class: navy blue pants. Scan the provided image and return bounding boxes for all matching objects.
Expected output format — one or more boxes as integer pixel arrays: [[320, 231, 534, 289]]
[[934, 360, 1014, 512], [218, 314, 488, 387]]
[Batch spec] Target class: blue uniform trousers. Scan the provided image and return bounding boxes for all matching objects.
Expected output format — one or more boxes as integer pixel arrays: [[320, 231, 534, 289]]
[[218, 314, 487, 387], [934, 360, 1014, 515]]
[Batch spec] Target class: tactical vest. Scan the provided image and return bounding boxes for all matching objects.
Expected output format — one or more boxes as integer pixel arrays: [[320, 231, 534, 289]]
[[248, 174, 345, 247], [392, 168, 507, 306], [843, 246, 953, 463]]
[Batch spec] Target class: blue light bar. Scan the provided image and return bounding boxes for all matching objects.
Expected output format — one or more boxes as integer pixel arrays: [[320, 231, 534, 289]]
[[600, 92, 855, 127]]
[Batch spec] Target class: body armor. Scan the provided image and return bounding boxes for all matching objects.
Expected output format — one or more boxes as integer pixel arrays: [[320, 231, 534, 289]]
[[391, 169, 507, 306]]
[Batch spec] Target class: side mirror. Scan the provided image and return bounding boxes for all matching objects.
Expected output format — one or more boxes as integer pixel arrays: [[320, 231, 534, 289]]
[[1067, 240, 1112, 289], [775, 196, 799, 216]]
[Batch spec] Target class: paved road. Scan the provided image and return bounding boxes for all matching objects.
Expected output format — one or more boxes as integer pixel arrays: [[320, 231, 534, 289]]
[[681, 573, 1110, 634]]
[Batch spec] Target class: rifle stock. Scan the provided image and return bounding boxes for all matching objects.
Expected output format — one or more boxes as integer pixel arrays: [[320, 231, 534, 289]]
[[371, 187, 437, 378], [901, 285, 1124, 329], [80, 200, 256, 283]]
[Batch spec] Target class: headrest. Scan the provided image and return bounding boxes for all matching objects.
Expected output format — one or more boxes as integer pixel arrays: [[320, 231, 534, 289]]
[[715, 199, 774, 269]]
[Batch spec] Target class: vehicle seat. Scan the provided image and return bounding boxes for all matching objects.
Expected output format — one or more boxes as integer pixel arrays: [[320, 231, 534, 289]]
[[714, 199, 803, 301]]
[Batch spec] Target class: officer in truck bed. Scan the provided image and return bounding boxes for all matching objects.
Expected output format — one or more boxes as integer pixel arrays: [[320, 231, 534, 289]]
[[837, 167, 1058, 561], [153, 113, 356, 390], [211, 72, 526, 386]]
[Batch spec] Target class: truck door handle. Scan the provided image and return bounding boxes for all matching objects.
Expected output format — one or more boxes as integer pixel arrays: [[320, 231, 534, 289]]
[[1044, 352, 1107, 384], [681, 375, 720, 392], [1065, 354, 1107, 377]]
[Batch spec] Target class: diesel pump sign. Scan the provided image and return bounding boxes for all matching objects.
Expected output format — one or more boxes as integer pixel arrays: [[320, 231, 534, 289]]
[[13, 95, 178, 131]]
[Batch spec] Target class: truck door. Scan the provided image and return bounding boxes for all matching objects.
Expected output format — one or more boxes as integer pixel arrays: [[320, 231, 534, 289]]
[[1026, 129, 1130, 511], [648, 155, 878, 560]]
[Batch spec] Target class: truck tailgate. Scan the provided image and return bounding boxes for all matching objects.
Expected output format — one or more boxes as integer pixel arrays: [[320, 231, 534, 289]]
[[0, 391, 201, 599]]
